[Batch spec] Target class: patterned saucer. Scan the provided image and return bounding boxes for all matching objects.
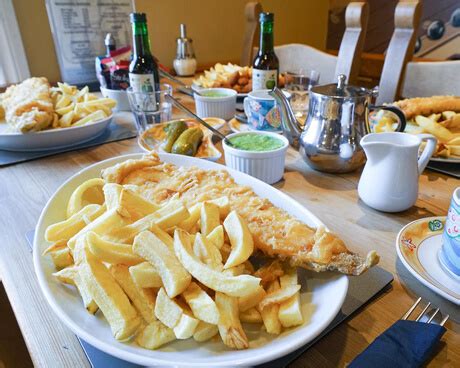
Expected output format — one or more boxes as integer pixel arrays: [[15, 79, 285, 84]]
[[228, 118, 283, 134], [396, 216, 460, 305]]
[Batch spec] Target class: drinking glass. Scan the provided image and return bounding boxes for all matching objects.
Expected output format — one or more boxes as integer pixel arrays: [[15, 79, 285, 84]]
[[284, 70, 320, 123], [127, 83, 173, 135]]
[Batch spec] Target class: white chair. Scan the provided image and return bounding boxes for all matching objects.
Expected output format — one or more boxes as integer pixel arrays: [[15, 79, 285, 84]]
[[400, 60, 460, 97], [274, 44, 337, 83]]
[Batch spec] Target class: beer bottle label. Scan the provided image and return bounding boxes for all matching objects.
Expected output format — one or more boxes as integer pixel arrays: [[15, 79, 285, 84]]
[[252, 69, 277, 90], [129, 73, 156, 93]]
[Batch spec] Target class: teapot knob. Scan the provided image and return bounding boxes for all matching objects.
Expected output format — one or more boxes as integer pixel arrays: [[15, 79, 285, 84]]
[[371, 85, 379, 98], [337, 74, 346, 92]]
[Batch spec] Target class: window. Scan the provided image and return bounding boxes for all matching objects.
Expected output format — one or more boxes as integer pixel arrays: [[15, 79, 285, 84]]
[[0, 0, 30, 86]]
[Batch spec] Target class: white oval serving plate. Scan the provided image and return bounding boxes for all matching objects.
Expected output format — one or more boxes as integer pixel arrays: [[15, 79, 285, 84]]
[[0, 115, 113, 152], [33, 153, 348, 367]]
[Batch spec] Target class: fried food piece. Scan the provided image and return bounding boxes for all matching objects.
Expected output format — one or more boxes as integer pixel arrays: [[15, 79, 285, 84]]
[[215, 292, 249, 350], [259, 284, 301, 310], [240, 307, 263, 323], [133, 230, 191, 298], [102, 153, 379, 275], [154, 287, 183, 328], [193, 321, 219, 342], [182, 281, 220, 325], [87, 231, 143, 266], [254, 260, 284, 288], [78, 247, 141, 340], [1, 77, 54, 132], [109, 264, 157, 323], [44, 241, 74, 269], [259, 279, 282, 335], [173, 229, 261, 297], [173, 311, 199, 339], [129, 262, 163, 288], [394, 96, 460, 119], [53, 265, 99, 314], [278, 268, 303, 327], [238, 285, 266, 312], [136, 321, 176, 349], [46, 204, 105, 242]]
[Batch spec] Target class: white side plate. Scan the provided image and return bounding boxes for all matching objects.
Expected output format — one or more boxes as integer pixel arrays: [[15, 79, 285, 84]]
[[396, 216, 460, 305]]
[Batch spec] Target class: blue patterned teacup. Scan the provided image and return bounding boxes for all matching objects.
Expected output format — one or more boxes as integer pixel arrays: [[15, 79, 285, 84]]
[[243, 90, 282, 132], [439, 187, 460, 278]]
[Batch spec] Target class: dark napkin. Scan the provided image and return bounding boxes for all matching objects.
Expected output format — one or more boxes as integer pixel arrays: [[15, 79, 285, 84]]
[[348, 320, 446, 368]]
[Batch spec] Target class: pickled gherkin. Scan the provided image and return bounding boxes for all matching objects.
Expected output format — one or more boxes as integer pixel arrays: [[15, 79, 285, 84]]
[[171, 127, 203, 156], [162, 120, 188, 152]]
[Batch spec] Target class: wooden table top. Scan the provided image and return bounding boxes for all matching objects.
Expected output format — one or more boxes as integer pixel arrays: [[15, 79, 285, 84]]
[[0, 81, 459, 367]]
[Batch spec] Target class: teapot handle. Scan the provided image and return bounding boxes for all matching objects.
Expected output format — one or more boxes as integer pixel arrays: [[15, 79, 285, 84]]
[[368, 105, 406, 133], [417, 134, 438, 174]]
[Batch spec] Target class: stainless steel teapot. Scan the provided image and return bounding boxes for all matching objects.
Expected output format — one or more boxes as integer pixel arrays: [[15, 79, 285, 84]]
[[269, 74, 406, 173]]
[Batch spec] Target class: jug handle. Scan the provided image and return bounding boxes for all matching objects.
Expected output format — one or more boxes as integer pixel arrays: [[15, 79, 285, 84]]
[[367, 105, 407, 133], [417, 134, 438, 174]]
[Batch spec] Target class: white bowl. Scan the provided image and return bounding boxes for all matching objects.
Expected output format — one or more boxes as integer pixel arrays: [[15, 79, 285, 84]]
[[223, 131, 289, 184], [100, 87, 130, 111], [194, 88, 237, 120], [0, 115, 113, 151]]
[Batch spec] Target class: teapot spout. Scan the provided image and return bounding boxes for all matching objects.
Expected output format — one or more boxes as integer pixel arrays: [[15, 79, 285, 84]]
[[269, 87, 303, 149]]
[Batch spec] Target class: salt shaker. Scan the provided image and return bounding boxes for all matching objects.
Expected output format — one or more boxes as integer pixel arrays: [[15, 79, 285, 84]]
[[173, 24, 197, 76]]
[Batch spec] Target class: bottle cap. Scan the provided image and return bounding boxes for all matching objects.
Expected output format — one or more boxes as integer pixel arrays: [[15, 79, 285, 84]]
[[259, 12, 274, 22], [130, 12, 147, 23], [180, 24, 187, 38]]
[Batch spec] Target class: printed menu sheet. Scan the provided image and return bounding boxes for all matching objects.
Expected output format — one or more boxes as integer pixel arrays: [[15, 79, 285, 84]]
[[45, 0, 132, 84]]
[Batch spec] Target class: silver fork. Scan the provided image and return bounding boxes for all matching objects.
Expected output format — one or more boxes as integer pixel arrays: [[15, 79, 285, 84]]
[[402, 297, 449, 326]]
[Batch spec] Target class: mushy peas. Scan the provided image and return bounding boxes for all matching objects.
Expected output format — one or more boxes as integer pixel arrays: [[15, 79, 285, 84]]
[[229, 133, 284, 152]]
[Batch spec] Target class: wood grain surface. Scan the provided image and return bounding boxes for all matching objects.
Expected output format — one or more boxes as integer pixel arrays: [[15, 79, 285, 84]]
[[0, 79, 458, 367]]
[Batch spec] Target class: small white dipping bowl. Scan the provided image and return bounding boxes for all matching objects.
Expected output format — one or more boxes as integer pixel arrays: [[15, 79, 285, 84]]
[[223, 131, 289, 184], [100, 87, 130, 111], [194, 88, 237, 120]]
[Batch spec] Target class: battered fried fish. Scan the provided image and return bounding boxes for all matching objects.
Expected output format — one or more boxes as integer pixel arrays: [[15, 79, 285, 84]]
[[394, 95, 460, 120], [0, 77, 55, 132], [102, 153, 379, 275]]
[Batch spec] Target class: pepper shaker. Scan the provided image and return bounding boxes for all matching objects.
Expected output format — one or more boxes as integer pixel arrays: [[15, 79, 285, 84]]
[[173, 24, 197, 76]]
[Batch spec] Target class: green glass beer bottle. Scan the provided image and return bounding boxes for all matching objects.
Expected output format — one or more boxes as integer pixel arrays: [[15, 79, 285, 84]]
[[129, 13, 160, 94], [252, 12, 279, 91]]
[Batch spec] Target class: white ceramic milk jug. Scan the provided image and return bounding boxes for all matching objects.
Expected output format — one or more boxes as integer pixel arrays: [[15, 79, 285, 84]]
[[358, 132, 437, 212]]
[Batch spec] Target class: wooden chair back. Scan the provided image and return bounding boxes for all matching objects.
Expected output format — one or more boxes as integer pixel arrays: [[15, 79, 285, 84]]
[[240, 2, 262, 66], [376, 1, 422, 104], [334, 2, 369, 84], [401, 60, 460, 97]]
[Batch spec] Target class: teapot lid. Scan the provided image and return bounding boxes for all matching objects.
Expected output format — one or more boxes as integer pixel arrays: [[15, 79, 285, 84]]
[[311, 74, 370, 98]]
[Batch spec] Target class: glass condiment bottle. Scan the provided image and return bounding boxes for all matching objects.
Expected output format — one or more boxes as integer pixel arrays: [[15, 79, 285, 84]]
[[128, 12, 160, 95], [252, 12, 279, 91], [173, 24, 197, 76]]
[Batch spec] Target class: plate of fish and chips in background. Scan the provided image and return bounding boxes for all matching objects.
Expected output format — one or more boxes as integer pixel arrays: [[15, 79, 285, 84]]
[[193, 63, 286, 100], [0, 77, 116, 151], [370, 95, 460, 163]]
